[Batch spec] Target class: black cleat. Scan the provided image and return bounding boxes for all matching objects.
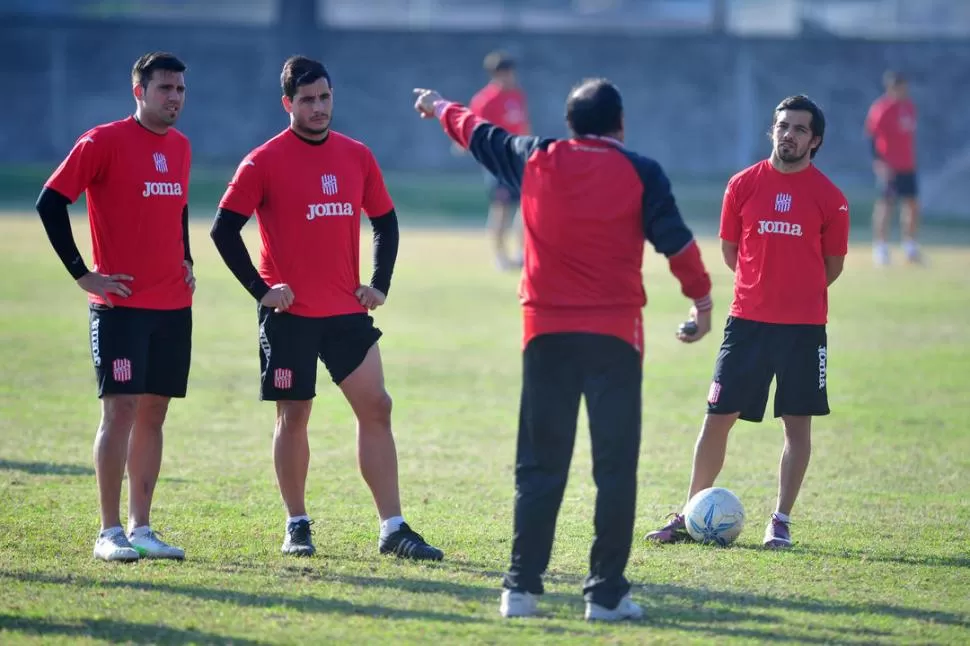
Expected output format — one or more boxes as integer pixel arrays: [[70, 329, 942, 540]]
[[282, 519, 316, 557], [379, 523, 444, 561]]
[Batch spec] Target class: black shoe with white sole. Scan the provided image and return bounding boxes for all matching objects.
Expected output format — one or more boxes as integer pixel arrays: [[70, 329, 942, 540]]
[[379, 523, 443, 561]]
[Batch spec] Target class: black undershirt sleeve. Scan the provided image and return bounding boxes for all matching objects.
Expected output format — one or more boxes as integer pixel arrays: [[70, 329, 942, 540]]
[[182, 205, 193, 264], [35, 186, 89, 280], [209, 207, 270, 301], [369, 209, 399, 295]]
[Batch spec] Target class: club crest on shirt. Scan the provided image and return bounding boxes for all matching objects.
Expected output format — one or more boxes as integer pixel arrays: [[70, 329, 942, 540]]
[[774, 192, 792, 213], [321, 174, 339, 196], [153, 152, 168, 174]]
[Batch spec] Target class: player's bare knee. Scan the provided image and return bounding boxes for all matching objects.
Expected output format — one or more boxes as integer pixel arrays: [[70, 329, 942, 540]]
[[701, 413, 738, 436], [276, 400, 312, 433], [357, 390, 392, 426], [781, 416, 812, 442], [136, 395, 170, 430], [372, 390, 393, 421], [100, 395, 139, 434]]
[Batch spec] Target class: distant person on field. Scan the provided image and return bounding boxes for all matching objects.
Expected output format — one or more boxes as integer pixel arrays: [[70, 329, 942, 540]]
[[35, 52, 195, 562], [468, 51, 531, 271], [645, 95, 850, 550], [210, 56, 443, 562], [415, 78, 713, 622], [866, 70, 921, 265]]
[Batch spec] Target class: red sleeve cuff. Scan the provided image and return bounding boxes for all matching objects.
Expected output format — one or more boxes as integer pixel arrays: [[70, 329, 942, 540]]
[[668, 239, 713, 303], [693, 294, 713, 312], [433, 99, 451, 119], [435, 101, 484, 149]]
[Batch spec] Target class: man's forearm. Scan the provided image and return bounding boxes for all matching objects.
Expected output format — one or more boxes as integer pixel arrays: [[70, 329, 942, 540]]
[[36, 187, 89, 280]]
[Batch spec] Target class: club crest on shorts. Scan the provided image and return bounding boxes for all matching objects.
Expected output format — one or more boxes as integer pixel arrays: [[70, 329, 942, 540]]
[[112, 358, 132, 383], [708, 381, 722, 404], [274, 368, 293, 390], [321, 174, 338, 196]]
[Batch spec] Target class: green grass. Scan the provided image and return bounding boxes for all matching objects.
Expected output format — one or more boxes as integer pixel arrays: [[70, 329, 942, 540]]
[[1, 210, 969, 645]]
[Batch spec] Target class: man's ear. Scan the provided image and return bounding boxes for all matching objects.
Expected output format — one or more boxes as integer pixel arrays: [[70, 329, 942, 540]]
[[282, 95, 293, 114]]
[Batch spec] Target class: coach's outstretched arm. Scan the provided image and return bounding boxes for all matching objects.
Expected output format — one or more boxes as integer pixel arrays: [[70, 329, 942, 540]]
[[629, 156, 714, 343], [413, 88, 550, 193]]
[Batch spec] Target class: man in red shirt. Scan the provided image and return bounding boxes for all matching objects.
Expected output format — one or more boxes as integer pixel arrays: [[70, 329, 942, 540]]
[[646, 95, 850, 549], [35, 52, 195, 562], [468, 51, 531, 270], [865, 71, 920, 265], [210, 56, 442, 561], [415, 79, 713, 621]]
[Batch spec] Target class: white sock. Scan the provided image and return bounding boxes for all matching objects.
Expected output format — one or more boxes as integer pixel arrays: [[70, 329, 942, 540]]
[[99, 525, 124, 539], [380, 515, 405, 538], [772, 512, 791, 524], [903, 239, 919, 254], [128, 525, 152, 538], [287, 515, 310, 526]]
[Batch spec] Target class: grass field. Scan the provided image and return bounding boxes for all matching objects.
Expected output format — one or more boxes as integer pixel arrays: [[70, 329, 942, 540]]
[[1, 209, 969, 645]]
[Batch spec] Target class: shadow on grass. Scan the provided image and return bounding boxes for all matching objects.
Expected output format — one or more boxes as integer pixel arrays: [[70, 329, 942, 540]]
[[3, 568, 963, 643], [731, 543, 970, 569], [639, 582, 969, 630], [0, 459, 94, 476], [798, 545, 970, 569], [301, 570, 959, 639], [0, 569, 786, 641], [0, 613, 270, 645], [1, 571, 481, 625]]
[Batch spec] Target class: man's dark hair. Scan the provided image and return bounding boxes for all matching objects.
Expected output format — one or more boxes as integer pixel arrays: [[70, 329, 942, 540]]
[[281, 55, 332, 100], [484, 50, 515, 74], [773, 94, 826, 159], [565, 78, 623, 137], [131, 52, 186, 88], [883, 69, 906, 89]]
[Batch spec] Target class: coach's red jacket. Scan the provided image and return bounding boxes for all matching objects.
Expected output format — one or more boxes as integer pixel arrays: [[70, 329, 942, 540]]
[[434, 101, 712, 353]]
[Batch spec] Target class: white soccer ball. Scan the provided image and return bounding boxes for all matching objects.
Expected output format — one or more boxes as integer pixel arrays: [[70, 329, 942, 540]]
[[683, 487, 745, 546]]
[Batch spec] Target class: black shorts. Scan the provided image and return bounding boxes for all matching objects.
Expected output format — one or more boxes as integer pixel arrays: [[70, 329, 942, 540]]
[[707, 317, 829, 423], [88, 305, 192, 399], [257, 307, 382, 401], [879, 171, 918, 199], [484, 171, 520, 205]]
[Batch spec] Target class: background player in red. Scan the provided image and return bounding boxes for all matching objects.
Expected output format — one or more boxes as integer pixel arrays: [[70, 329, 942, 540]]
[[468, 51, 531, 270], [210, 56, 442, 562], [35, 52, 195, 562], [866, 70, 920, 265], [646, 95, 850, 550], [415, 79, 713, 621]]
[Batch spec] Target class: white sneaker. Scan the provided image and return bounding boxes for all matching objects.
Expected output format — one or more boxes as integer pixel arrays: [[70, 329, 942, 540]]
[[93, 529, 139, 562], [903, 241, 924, 265], [585, 593, 644, 622], [499, 590, 539, 618], [128, 527, 185, 560], [873, 244, 891, 266]]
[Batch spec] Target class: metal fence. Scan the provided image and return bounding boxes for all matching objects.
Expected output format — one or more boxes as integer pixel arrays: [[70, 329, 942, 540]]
[[5, 0, 970, 37]]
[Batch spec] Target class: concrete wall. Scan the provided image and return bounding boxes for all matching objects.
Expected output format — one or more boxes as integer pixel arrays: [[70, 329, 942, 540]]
[[3, 17, 969, 213]]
